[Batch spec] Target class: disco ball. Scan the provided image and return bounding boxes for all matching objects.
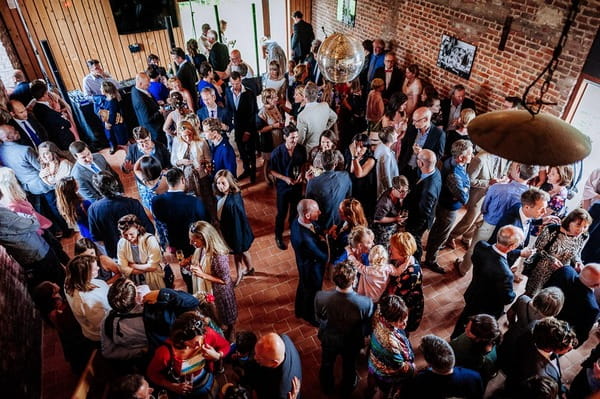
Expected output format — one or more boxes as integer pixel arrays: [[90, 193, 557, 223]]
[[316, 33, 365, 83]]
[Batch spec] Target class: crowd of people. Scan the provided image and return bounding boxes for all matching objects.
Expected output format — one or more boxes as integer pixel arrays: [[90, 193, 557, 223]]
[[1, 9, 600, 399]]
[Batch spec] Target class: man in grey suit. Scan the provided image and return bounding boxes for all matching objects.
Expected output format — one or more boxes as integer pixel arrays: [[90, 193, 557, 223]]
[[0, 124, 70, 236], [296, 82, 337, 153], [69, 140, 123, 202]]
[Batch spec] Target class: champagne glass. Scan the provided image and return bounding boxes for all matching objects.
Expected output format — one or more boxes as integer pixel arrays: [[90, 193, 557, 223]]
[[291, 165, 300, 180]]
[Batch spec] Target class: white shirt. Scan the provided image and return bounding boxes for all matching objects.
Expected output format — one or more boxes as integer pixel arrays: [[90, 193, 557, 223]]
[[65, 279, 111, 341]]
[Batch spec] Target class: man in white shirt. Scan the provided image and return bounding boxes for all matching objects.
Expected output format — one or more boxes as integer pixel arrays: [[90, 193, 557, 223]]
[[372, 126, 399, 197], [296, 82, 337, 153], [82, 59, 120, 97]]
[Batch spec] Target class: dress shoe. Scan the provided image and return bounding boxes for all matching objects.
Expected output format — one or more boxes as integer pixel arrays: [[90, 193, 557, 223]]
[[275, 237, 287, 250], [243, 267, 255, 276], [424, 262, 447, 274]]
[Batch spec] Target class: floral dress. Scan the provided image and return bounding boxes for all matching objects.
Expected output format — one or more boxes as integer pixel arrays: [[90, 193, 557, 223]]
[[386, 260, 424, 333], [524, 224, 588, 296], [372, 190, 406, 248], [531, 184, 568, 236]]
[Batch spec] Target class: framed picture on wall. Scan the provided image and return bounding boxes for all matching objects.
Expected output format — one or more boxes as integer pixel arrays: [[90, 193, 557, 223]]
[[337, 0, 357, 27], [437, 34, 477, 79]]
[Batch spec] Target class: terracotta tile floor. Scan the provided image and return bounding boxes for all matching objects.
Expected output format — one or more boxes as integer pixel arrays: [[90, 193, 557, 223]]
[[42, 149, 598, 398]]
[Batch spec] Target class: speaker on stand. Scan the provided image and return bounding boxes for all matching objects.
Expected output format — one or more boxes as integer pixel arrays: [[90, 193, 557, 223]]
[[39, 39, 70, 105], [165, 16, 176, 49]]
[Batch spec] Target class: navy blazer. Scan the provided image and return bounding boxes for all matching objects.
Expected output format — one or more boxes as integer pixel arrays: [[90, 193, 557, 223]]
[[9, 117, 48, 149], [463, 241, 516, 318], [440, 97, 477, 130], [291, 20, 314, 61], [545, 266, 600, 346], [210, 139, 237, 178], [489, 204, 541, 266], [219, 192, 254, 254], [373, 66, 404, 99], [31, 102, 74, 151], [224, 87, 258, 141], [290, 219, 328, 285], [196, 106, 232, 131], [305, 170, 353, 230], [9, 82, 33, 105], [582, 203, 600, 264], [398, 125, 446, 174], [131, 87, 166, 145], [405, 169, 442, 233], [151, 191, 206, 256]]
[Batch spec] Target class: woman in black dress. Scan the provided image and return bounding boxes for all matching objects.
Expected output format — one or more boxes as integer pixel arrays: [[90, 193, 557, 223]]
[[346, 133, 377, 220], [213, 169, 255, 287]]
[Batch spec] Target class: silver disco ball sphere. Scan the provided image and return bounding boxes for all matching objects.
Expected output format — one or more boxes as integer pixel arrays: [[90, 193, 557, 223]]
[[316, 33, 365, 83]]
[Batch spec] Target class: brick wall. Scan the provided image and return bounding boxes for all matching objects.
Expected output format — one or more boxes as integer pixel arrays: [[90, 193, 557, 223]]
[[312, 0, 600, 116], [0, 246, 42, 398]]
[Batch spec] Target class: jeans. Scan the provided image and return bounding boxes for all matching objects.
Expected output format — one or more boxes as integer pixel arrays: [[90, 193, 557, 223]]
[[275, 187, 302, 238]]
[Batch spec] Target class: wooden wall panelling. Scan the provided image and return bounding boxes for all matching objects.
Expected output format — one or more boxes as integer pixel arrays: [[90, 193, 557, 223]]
[[96, 0, 130, 82], [21, 0, 59, 85], [289, 0, 312, 24], [0, 2, 42, 80]]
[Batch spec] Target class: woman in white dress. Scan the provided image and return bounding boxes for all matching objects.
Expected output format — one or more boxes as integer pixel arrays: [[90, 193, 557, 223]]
[[401, 64, 423, 118]]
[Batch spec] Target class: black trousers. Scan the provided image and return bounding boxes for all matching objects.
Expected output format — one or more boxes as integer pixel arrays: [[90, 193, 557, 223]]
[[275, 187, 302, 239], [320, 343, 360, 394], [235, 134, 256, 175]]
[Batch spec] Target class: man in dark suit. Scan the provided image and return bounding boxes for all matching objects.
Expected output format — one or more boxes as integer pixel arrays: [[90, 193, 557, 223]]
[[373, 52, 404, 100], [225, 71, 258, 182], [290, 10, 314, 63], [290, 199, 328, 325], [9, 70, 32, 105], [315, 261, 374, 395], [398, 107, 446, 185], [196, 87, 231, 132], [503, 317, 575, 395], [131, 72, 166, 145], [69, 140, 123, 202], [405, 149, 441, 262], [305, 150, 353, 231], [207, 30, 230, 74], [8, 99, 48, 149], [440, 84, 476, 131], [489, 187, 553, 268], [451, 225, 523, 338], [29, 80, 74, 151], [305, 39, 323, 86], [544, 263, 600, 347], [170, 47, 198, 110]]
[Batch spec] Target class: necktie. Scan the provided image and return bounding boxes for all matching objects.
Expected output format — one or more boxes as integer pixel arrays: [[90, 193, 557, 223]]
[[210, 109, 215, 118], [22, 121, 41, 146], [90, 163, 101, 174]]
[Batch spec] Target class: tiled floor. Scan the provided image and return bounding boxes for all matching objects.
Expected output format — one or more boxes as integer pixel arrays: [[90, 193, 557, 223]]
[[42, 149, 598, 398]]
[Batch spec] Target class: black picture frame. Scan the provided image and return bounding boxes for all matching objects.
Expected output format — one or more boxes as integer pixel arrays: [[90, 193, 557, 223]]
[[437, 34, 477, 79]]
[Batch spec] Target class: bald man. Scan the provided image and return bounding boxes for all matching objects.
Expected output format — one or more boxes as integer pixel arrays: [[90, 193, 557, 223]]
[[222, 49, 255, 79], [131, 72, 166, 145], [291, 199, 328, 325], [398, 106, 446, 185], [545, 263, 600, 346], [9, 69, 32, 105], [243, 332, 302, 399], [404, 149, 442, 262]]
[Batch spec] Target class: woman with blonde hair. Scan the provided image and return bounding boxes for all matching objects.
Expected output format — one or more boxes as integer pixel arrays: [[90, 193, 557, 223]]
[[55, 176, 92, 239], [257, 88, 285, 184], [116, 214, 165, 290], [64, 254, 111, 342], [188, 221, 238, 339], [213, 169, 255, 287], [334, 224, 374, 266], [38, 141, 73, 187], [262, 60, 287, 103], [385, 231, 424, 333], [444, 108, 476, 158], [352, 244, 404, 302], [330, 198, 368, 259]]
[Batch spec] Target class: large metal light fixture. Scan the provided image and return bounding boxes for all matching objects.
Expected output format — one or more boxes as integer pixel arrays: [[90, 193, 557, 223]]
[[316, 33, 365, 84], [469, 0, 591, 166]]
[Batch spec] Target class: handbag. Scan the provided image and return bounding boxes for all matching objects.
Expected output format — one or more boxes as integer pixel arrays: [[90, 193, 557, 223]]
[[522, 224, 561, 277]]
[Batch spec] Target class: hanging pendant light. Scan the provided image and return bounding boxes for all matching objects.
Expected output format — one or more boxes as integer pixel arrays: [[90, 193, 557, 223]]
[[316, 33, 365, 83], [469, 0, 591, 166]]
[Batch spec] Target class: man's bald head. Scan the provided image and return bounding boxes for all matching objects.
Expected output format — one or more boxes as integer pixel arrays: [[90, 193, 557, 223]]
[[580, 263, 600, 289], [13, 70, 26, 83], [255, 333, 285, 368], [417, 149, 436, 173], [135, 72, 150, 90]]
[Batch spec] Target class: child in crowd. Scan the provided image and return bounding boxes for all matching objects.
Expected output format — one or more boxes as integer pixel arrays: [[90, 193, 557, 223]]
[[229, 331, 258, 378], [353, 244, 403, 303], [98, 81, 128, 154]]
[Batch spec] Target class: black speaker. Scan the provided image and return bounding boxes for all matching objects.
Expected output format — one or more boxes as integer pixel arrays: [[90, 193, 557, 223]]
[[165, 16, 176, 49], [39, 39, 70, 103]]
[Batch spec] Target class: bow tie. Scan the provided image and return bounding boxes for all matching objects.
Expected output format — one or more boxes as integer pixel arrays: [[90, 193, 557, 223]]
[[385, 69, 393, 73]]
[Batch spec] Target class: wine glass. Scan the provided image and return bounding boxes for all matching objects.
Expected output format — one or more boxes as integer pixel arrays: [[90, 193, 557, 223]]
[[291, 165, 300, 180]]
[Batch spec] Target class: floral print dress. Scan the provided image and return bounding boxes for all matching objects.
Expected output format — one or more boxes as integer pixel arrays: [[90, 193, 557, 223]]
[[386, 260, 424, 333]]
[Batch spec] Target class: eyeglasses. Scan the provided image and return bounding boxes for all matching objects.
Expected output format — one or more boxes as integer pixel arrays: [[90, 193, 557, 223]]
[[413, 117, 428, 123]]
